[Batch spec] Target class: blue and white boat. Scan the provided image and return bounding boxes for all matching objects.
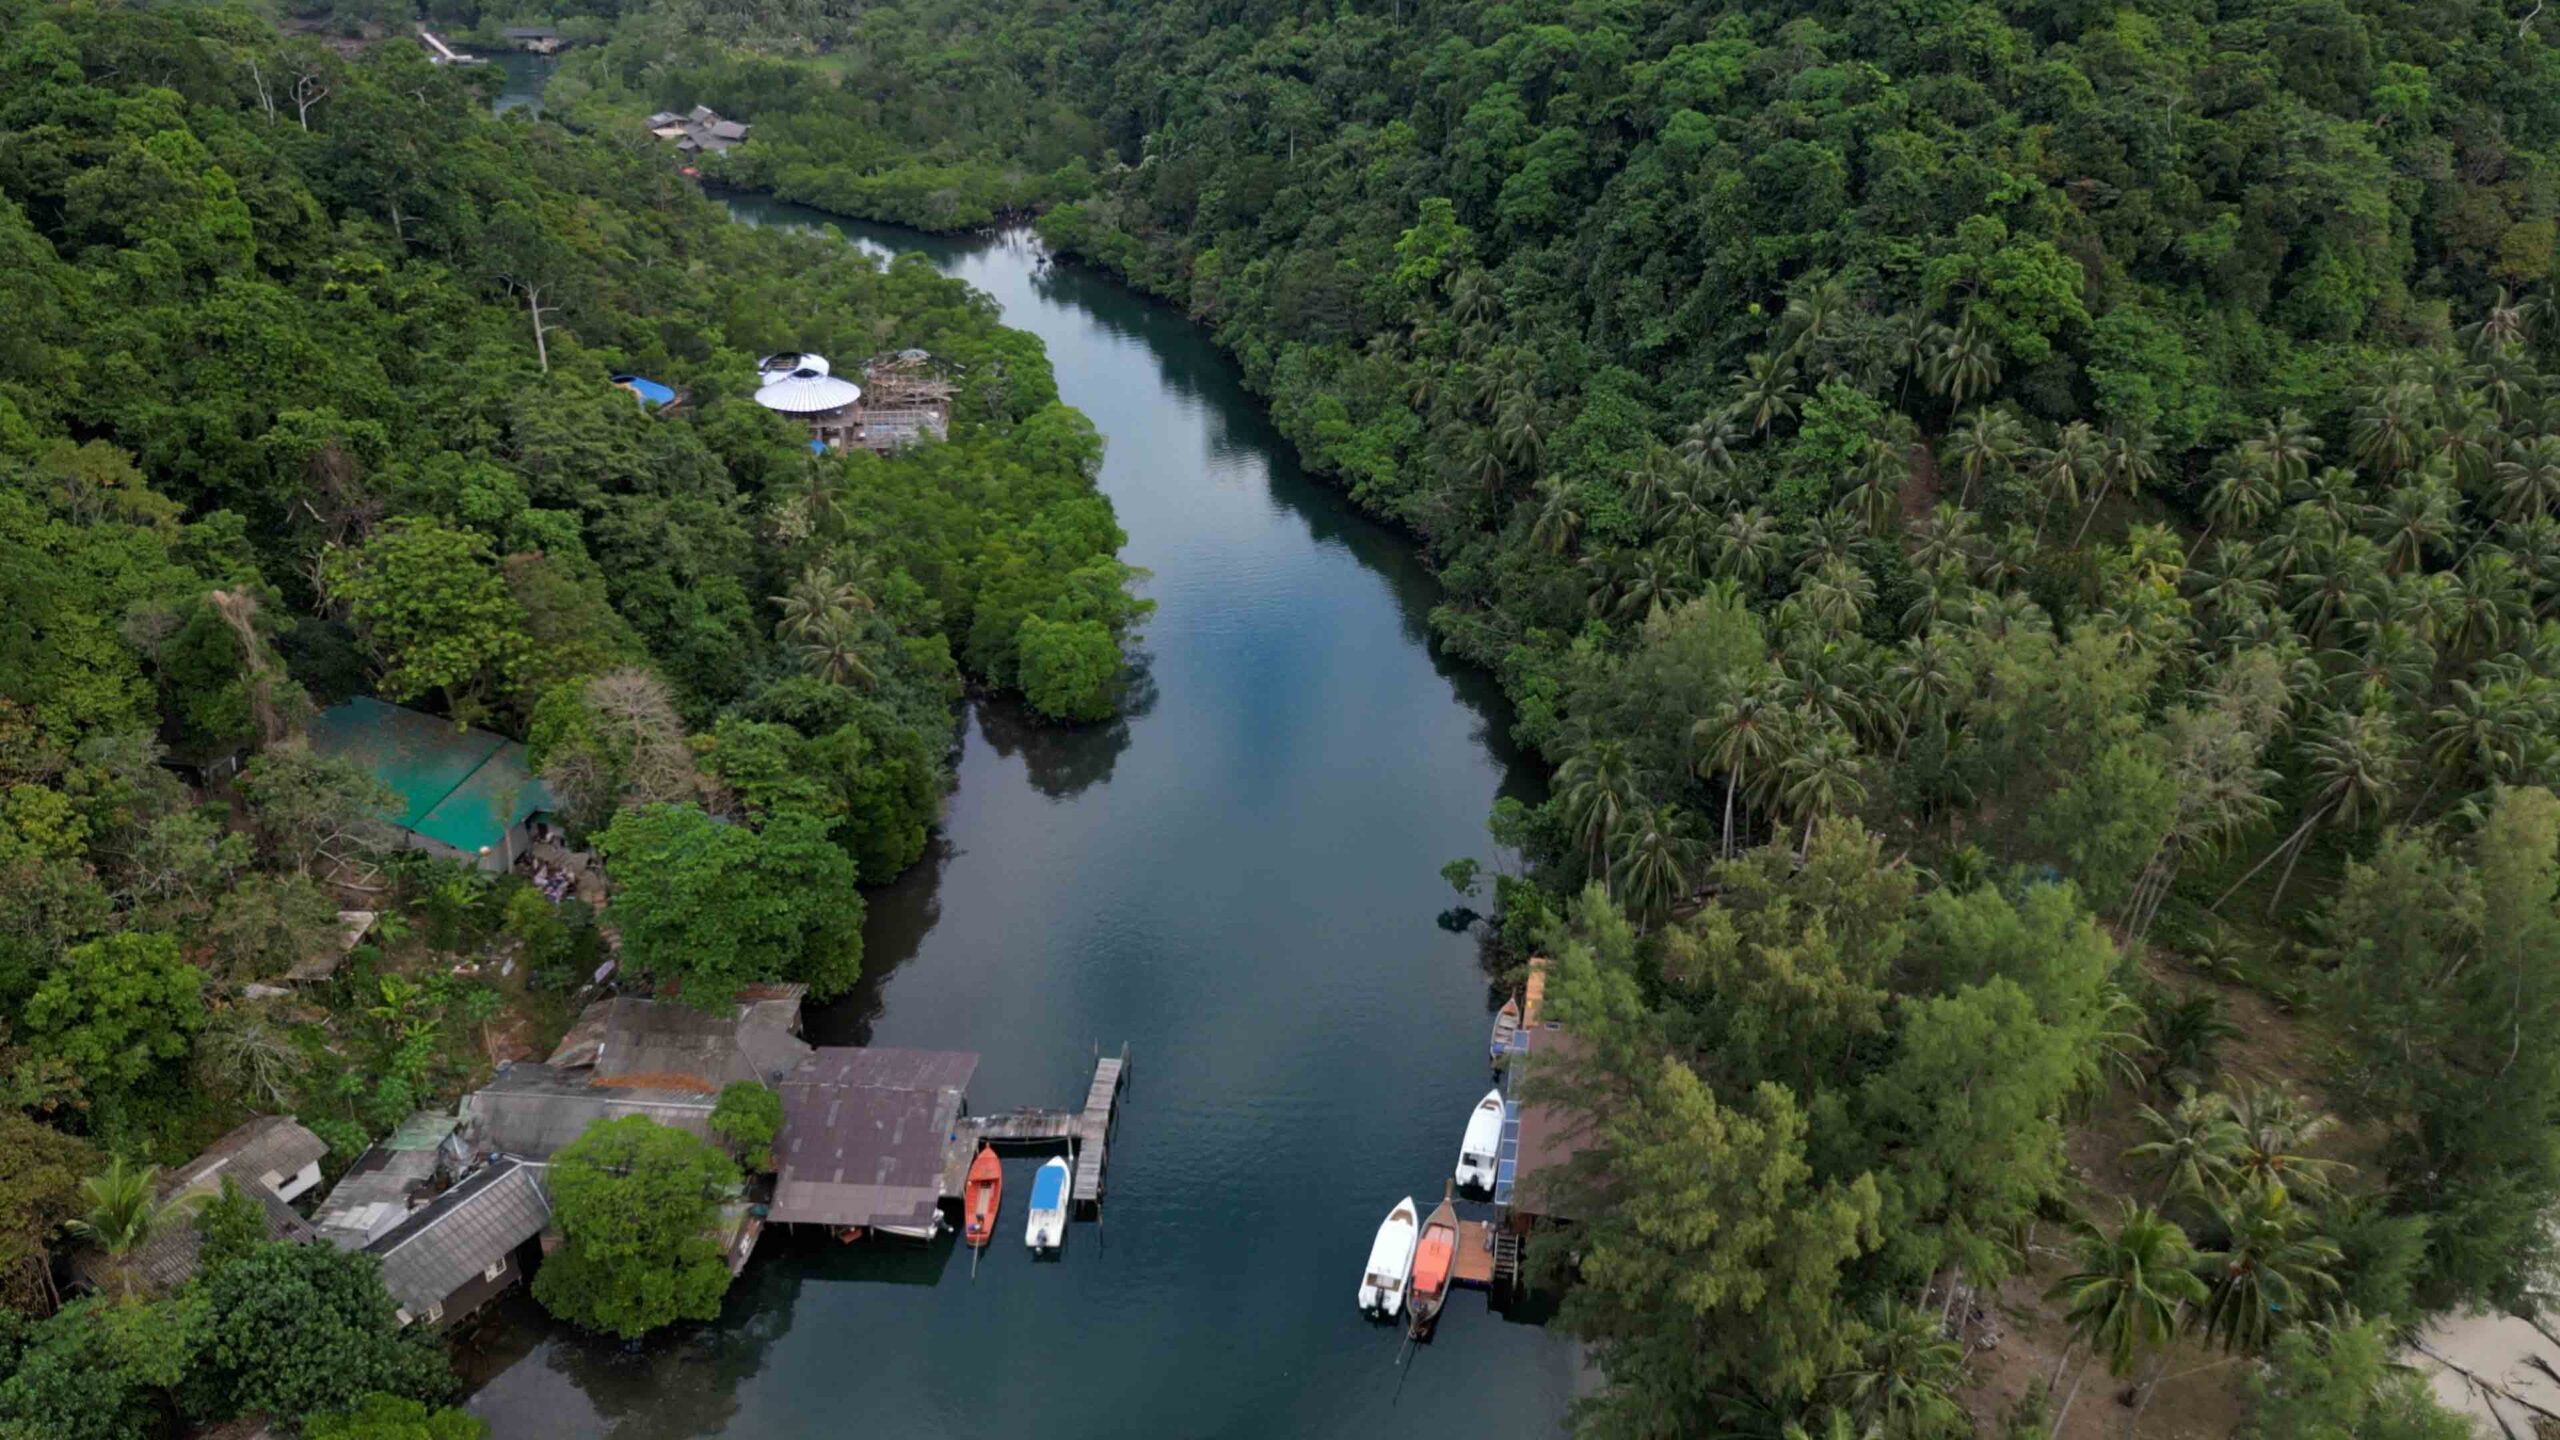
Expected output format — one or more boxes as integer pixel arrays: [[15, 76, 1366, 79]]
[[1025, 1156, 1070, 1252]]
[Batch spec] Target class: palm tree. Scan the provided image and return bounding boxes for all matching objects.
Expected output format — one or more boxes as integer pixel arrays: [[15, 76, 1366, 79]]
[[2463, 285, 2532, 356], [2497, 434, 2560, 524], [2256, 409, 2323, 489], [2228, 1085, 2353, 1203], [796, 609, 878, 688], [67, 1158, 200, 1296], [1833, 1299, 1965, 1439], [1797, 556, 1875, 636], [1529, 479, 1583, 555], [1717, 507, 1783, 585], [2350, 381, 2430, 478], [1680, 410, 1745, 479], [1908, 503, 1983, 577], [1777, 719, 1868, 851], [2213, 706, 2404, 916], [2031, 421, 2103, 545], [2372, 477, 2456, 576], [1925, 319, 2000, 406], [2046, 1203, 2208, 1436], [2143, 994, 2239, 1096], [2071, 425, 2158, 547], [1886, 630, 1960, 757], [1942, 405, 2027, 508], [2193, 1185, 2342, 1353], [1848, 438, 1907, 535], [2121, 1088, 2244, 1208], [2201, 453, 2281, 542], [1610, 802, 1706, 928], [1555, 738, 1643, 884], [1736, 351, 1804, 435], [771, 562, 875, 642], [1695, 688, 1784, 857], [1613, 549, 1695, 624]]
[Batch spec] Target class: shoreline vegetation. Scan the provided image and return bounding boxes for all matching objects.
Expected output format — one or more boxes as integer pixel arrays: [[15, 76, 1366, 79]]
[[0, 2, 1148, 1433], [534, 1, 2560, 1434]]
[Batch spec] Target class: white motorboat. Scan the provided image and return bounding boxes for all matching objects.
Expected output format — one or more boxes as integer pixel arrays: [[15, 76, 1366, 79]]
[[1455, 1088, 1505, 1193], [1356, 1196, 1420, 1318], [1025, 1156, 1070, 1253]]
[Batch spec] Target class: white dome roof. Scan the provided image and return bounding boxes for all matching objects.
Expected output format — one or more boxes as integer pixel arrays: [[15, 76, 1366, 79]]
[[757, 352, 829, 377], [755, 369, 862, 414]]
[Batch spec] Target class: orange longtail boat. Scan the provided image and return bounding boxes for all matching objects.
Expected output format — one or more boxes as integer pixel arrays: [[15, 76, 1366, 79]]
[[963, 1145, 1003, 1248], [1406, 1184, 1461, 1339]]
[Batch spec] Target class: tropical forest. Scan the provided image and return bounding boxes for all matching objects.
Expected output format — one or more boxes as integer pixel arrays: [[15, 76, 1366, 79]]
[[6, 0, 2560, 1435]]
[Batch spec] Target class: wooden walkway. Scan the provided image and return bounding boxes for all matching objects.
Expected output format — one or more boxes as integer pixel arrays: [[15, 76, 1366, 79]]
[[1452, 1219, 1498, 1288], [1071, 1047, 1128, 1212], [936, 1045, 1130, 1218]]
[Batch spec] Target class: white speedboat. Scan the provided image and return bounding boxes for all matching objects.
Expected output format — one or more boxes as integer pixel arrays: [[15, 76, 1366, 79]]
[[1025, 1156, 1069, 1253], [1455, 1088, 1505, 1193], [1357, 1196, 1419, 1318]]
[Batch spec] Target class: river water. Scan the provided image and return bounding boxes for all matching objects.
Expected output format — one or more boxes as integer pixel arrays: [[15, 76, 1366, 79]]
[[461, 104, 1574, 1436]]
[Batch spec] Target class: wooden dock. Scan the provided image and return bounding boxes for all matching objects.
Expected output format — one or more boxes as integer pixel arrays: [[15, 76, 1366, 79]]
[[1452, 1219, 1498, 1288], [937, 1045, 1130, 1220]]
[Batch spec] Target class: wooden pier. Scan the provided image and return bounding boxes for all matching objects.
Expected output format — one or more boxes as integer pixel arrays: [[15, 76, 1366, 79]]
[[938, 1045, 1130, 1220]]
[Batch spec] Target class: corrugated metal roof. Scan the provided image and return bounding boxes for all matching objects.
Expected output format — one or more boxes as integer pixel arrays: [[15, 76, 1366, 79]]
[[753, 371, 862, 415], [73, 1157, 320, 1294], [768, 1048, 977, 1230], [590, 996, 810, 1092], [463, 1063, 720, 1159], [367, 1158, 551, 1315]]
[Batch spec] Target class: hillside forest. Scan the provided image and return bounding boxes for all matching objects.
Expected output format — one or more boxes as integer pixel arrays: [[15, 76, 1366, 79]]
[[0, 1, 1146, 1433], [462, 0, 2560, 1432]]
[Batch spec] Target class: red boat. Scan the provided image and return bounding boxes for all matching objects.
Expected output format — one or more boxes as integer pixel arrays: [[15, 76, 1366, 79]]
[[963, 1145, 1003, 1247]]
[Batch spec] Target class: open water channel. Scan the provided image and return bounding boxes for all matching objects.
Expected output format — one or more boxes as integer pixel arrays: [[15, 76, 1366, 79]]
[[468, 61, 1575, 1439]]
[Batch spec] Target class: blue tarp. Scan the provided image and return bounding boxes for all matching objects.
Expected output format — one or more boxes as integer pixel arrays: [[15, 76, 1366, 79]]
[[1029, 1163, 1067, 1209], [613, 374, 676, 408]]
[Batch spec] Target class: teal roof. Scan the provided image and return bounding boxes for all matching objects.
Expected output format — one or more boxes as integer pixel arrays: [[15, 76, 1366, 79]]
[[307, 698, 553, 855]]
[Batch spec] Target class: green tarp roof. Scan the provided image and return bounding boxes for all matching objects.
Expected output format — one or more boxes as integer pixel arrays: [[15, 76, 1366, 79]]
[[307, 698, 552, 856]]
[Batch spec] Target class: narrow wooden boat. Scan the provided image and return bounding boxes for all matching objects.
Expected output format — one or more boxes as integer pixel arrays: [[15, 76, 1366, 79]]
[[1357, 1196, 1419, 1318], [962, 1145, 1002, 1248], [1488, 992, 1521, 1064], [1407, 1186, 1461, 1339], [1455, 1087, 1506, 1194], [1024, 1155, 1069, 1253]]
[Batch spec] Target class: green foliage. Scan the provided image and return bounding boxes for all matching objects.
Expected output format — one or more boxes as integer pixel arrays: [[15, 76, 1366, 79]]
[[1015, 614, 1122, 722], [594, 803, 864, 1009], [531, 1115, 737, 1339], [0, 1115, 92, 1309], [189, 1242, 449, 1425], [709, 1080, 782, 1172], [0, 1293, 200, 1440], [322, 519, 532, 716], [2241, 1313, 2470, 1440], [303, 1394, 491, 1440], [24, 932, 204, 1101], [192, 1178, 268, 1281]]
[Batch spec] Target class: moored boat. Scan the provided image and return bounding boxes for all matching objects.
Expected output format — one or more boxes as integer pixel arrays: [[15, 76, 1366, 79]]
[[1455, 1088, 1505, 1194], [1357, 1196, 1420, 1318], [1025, 1155, 1069, 1252], [963, 1145, 1002, 1248], [1488, 992, 1521, 1064], [1407, 1186, 1460, 1338]]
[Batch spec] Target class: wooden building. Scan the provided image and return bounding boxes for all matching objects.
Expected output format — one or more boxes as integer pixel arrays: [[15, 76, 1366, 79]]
[[769, 1047, 978, 1239]]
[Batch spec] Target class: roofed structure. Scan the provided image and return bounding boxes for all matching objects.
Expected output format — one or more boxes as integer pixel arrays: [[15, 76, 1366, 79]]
[[462, 1062, 721, 1159], [770, 1047, 977, 1237], [72, 1118, 328, 1294], [552, 991, 810, 1093], [367, 1156, 551, 1330], [305, 698, 551, 871], [287, 909, 377, 983], [312, 1112, 465, 1250], [1496, 1028, 1597, 1224]]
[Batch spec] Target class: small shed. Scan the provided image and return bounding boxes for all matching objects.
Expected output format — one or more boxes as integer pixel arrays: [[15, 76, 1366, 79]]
[[312, 1112, 465, 1250], [305, 698, 552, 872], [367, 1156, 552, 1331], [770, 1047, 977, 1238]]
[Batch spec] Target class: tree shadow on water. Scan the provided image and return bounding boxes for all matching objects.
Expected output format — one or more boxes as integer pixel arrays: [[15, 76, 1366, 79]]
[[974, 651, 1157, 801]]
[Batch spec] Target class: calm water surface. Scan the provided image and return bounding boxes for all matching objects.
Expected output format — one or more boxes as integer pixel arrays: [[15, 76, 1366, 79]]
[[459, 165, 1574, 1436]]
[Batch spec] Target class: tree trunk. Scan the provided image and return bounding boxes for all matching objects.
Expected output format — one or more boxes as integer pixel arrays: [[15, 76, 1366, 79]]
[[2073, 476, 2117, 547], [2049, 1355, 2092, 1440], [2210, 806, 2327, 914], [1721, 765, 1740, 858]]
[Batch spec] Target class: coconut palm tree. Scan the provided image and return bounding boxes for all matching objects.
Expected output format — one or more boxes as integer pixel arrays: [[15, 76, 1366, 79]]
[[1556, 738, 1643, 884], [2122, 1089, 2244, 1208], [2202, 453, 2281, 543], [1925, 319, 2000, 406], [2045, 1203, 2207, 1436], [2351, 381, 2431, 478], [1529, 479, 1583, 555], [1613, 549, 1696, 624], [1886, 631, 1961, 757], [2228, 1086, 2353, 1203], [1611, 803, 1707, 928], [2072, 425, 2158, 546], [1797, 556, 1876, 636], [1833, 1299, 1966, 1439], [1695, 689, 1784, 858], [2213, 706, 2404, 916], [1680, 410, 1745, 480], [771, 562, 874, 642], [1777, 720, 1869, 851], [2495, 434, 2560, 523], [1848, 438, 1907, 535], [67, 1157, 201, 1296], [1942, 405, 2027, 509], [2193, 1184, 2342, 1353], [2372, 477, 2457, 576], [796, 609, 878, 688], [1717, 507, 1783, 585], [1736, 351, 1805, 435], [2143, 993, 2240, 1096], [2030, 420, 2103, 545]]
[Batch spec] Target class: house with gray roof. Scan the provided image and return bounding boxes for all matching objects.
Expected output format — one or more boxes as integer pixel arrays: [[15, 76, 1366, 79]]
[[367, 1156, 551, 1332], [311, 1112, 465, 1250], [71, 1117, 328, 1295], [547, 988, 810, 1092]]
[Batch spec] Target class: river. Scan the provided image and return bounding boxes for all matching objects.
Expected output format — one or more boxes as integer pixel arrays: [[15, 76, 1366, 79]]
[[468, 81, 1575, 1439]]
